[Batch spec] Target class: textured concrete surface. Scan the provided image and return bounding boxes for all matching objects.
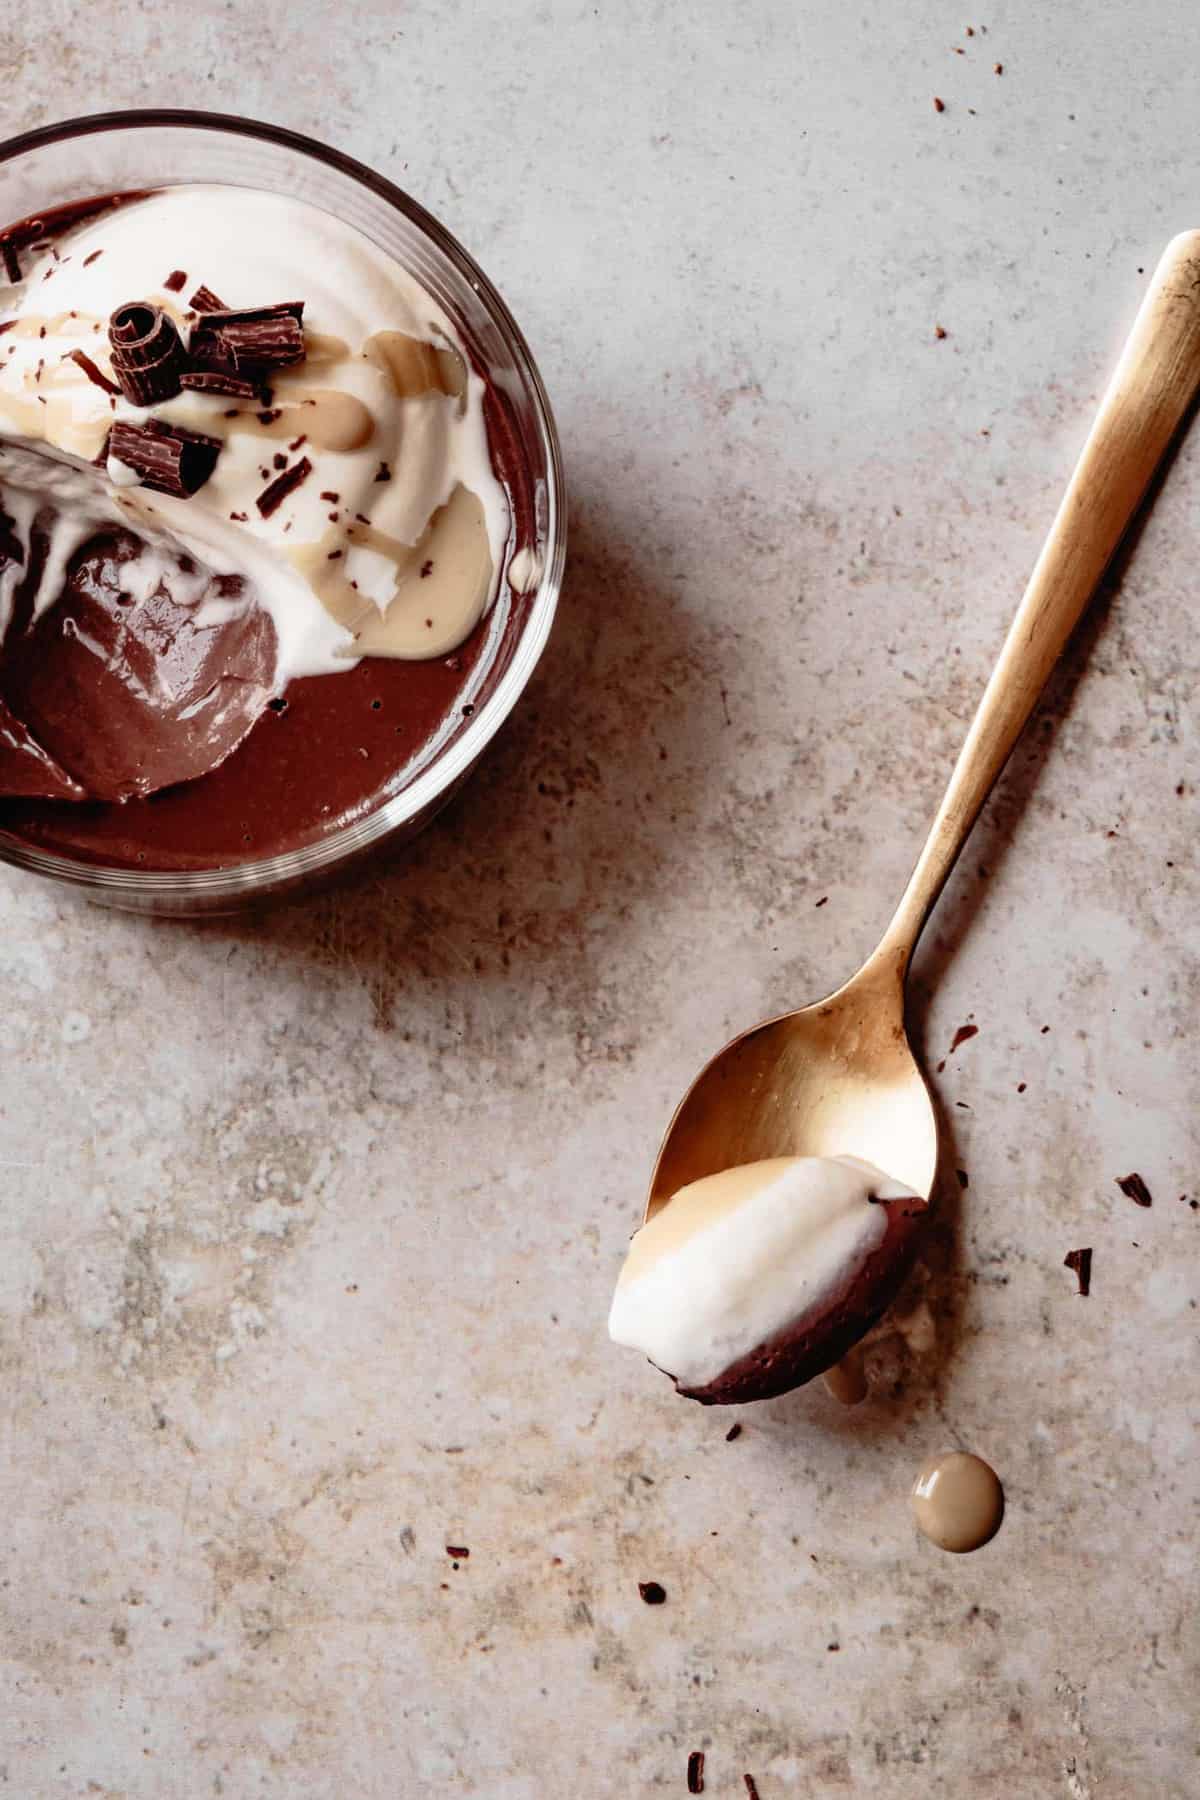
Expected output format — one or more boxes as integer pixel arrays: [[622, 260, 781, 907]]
[[2, 3, 1199, 1795]]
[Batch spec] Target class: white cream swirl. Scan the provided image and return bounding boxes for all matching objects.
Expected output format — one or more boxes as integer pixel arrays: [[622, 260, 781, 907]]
[[0, 185, 510, 682], [609, 1155, 917, 1391]]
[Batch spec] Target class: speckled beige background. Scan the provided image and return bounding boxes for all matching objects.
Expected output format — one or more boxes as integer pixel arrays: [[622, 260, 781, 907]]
[[2, 2, 1198, 1795]]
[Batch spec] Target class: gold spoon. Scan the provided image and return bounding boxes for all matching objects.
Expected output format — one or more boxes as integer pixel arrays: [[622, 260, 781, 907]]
[[645, 232, 1200, 1389]]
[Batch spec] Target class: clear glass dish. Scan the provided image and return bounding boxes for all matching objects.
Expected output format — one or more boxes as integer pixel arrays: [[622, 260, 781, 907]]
[[0, 110, 564, 914]]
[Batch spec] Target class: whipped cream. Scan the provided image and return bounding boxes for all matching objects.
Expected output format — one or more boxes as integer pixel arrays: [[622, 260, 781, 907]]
[[0, 185, 510, 683], [608, 1155, 918, 1391]]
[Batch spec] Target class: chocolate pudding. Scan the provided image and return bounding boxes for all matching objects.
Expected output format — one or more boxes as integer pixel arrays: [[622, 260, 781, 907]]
[[0, 186, 538, 869]]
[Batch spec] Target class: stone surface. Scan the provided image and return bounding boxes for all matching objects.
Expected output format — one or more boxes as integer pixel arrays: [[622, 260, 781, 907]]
[[2, 4, 1198, 1795]]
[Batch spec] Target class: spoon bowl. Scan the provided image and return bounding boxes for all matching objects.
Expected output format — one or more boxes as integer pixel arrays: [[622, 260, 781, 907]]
[[644, 230, 1200, 1398], [648, 946, 936, 1216]]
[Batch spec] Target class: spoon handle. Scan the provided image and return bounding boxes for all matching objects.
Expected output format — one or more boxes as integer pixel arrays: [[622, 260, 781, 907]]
[[879, 230, 1200, 968]]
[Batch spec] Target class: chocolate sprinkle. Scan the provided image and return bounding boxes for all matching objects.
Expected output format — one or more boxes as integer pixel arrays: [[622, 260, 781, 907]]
[[725, 1422, 742, 1441], [637, 1581, 666, 1605], [688, 1751, 705, 1794], [1117, 1173, 1152, 1208], [1064, 1247, 1092, 1296], [180, 369, 267, 401], [744, 1779, 761, 1800], [1, 240, 20, 283], [256, 456, 312, 518], [445, 1545, 469, 1560], [108, 301, 185, 405], [82, 248, 104, 268], [163, 269, 188, 293], [188, 284, 227, 313], [66, 348, 121, 397], [106, 418, 222, 497]]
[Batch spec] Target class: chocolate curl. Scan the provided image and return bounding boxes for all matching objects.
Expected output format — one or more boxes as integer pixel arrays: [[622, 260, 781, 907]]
[[189, 302, 305, 376], [107, 418, 222, 497], [188, 284, 227, 313], [180, 369, 269, 401], [108, 301, 185, 405]]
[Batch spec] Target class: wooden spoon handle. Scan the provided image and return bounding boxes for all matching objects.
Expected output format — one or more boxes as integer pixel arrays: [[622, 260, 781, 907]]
[[879, 230, 1200, 968]]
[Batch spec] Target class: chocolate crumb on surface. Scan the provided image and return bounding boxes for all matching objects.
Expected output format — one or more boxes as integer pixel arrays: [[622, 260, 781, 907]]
[[82, 248, 104, 267], [935, 323, 947, 339], [815, 895, 828, 907], [827, 1641, 841, 1652], [949, 1023, 978, 1054], [375, 460, 392, 482], [320, 490, 340, 502], [445, 1545, 469, 1560], [163, 269, 187, 292], [1117, 1173, 1152, 1208], [638, 1581, 667, 1605], [420, 559, 434, 578], [1064, 1247, 1092, 1296], [744, 1779, 761, 1800], [273, 452, 288, 469], [687, 1751, 705, 1794], [956, 1169, 969, 1189], [994, 61, 1004, 72], [257, 456, 312, 518], [725, 1422, 742, 1441], [933, 95, 945, 111], [1017, 1082, 1026, 1093]]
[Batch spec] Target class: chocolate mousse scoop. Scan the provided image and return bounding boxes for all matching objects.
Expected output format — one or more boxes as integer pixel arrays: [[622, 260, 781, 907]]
[[0, 498, 276, 803]]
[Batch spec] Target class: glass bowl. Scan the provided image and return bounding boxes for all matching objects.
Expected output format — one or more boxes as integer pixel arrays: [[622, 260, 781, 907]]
[[0, 110, 565, 914]]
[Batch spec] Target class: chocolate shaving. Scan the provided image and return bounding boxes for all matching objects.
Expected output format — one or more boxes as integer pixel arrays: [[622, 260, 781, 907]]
[[163, 269, 188, 292], [445, 1545, 469, 1560], [1, 240, 20, 283], [725, 1422, 742, 1441], [637, 1581, 666, 1604], [107, 418, 222, 497], [67, 348, 121, 397], [108, 301, 185, 404], [180, 369, 267, 401], [82, 249, 104, 268], [188, 284, 227, 313], [1117, 1173, 1152, 1208], [1063, 1247, 1092, 1295], [190, 302, 305, 375], [256, 455, 312, 518], [949, 1023, 978, 1054], [688, 1752, 705, 1794], [744, 1779, 761, 1800]]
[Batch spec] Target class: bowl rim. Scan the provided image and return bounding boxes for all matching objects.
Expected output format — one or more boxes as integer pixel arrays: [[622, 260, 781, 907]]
[[0, 108, 565, 899]]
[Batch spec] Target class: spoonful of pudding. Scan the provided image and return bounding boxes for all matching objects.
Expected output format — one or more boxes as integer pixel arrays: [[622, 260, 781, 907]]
[[610, 231, 1200, 1404]]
